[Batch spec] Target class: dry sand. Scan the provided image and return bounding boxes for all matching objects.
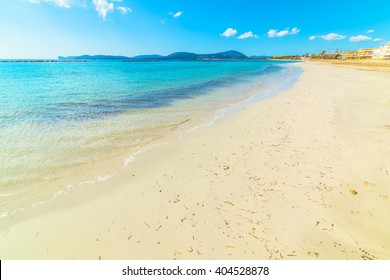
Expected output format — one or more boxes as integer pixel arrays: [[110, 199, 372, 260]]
[[308, 59, 390, 73], [1, 62, 389, 260]]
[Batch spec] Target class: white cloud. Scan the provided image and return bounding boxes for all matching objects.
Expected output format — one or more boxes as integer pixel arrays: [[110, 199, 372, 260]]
[[93, 0, 114, 19], [366, 29, 375, 33], [309, 35, 316, 40], [28, 0, 123, 18], [320, 33, 346, 40], [173, 11, 183, 18], [290, 27, 300, 35], [350, 35, 372, 42], [373, 38, 384, 42], [220, 28, 237, 38], [237, 31, 257, 39], [27, 0, 73, 8], [267, 29, 289, 38], [117, 6, 132, 15], [267, 27, 299, 38]]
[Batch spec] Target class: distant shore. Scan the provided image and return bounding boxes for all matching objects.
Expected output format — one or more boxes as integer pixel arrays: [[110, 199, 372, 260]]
[[1, 62, 389, 259]]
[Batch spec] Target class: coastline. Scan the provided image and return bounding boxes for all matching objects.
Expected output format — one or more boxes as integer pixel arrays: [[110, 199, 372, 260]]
[[1, 62, 389, 259], [0, 61, 295, 217]]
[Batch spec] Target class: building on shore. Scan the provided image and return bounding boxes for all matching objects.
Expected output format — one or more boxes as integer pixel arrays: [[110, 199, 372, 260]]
[[340, 48, 375, 59], [357, 48, 375, 58], [339, 51, 358, 59], [338, 43, 389, 60], [372, 43, 390, 60]]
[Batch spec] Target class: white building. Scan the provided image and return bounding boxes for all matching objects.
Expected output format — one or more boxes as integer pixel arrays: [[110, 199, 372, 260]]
[[372, 43, 390, 59]]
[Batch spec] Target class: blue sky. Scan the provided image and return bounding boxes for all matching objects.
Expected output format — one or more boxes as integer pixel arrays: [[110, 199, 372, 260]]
[[0, 0, 389, 58]]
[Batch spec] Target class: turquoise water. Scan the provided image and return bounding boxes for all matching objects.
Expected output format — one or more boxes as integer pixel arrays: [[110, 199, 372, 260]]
[[0, 60, 298, 215]]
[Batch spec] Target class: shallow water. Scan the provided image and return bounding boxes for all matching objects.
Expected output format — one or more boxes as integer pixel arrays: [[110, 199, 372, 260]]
[[0, 60, 299, 216]]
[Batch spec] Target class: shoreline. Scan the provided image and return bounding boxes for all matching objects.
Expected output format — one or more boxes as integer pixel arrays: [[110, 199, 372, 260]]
[[0, 63, 300, 220], [1, 62, 389, 259]]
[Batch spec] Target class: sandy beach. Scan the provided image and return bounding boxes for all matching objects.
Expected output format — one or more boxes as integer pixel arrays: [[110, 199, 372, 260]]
[[1, 62, 389, 260], [309, 58, 390, 67]]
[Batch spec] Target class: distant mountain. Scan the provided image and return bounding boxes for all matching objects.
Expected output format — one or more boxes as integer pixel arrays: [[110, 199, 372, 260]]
[[131, 54, 165, 60], [205, 50, 248, 59], [166, 52, 200, 60], [166, 50, 248, 60], [59, 50, 249, 61]]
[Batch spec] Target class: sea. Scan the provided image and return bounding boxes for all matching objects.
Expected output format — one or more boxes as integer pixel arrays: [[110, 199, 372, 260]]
[[0, 60, 301, 218]]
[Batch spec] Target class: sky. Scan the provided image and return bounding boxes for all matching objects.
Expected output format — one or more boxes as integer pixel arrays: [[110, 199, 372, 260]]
[[0, 0, 389, 58]]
